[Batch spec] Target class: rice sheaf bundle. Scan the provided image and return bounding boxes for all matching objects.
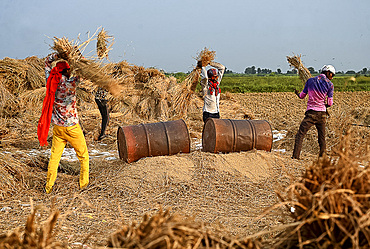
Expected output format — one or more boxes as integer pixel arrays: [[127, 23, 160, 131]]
[[51, 37, 122, 97], [170, 48, 216, 118], [97, 27, 114, 59], [286, 54, 312, 84]]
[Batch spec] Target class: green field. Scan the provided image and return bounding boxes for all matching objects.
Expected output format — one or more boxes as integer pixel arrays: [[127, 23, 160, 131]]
[[219, 75, 370, 93], [169, 73, 370, 93]]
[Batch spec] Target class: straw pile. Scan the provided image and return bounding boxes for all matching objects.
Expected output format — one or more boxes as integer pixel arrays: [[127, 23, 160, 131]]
[[108, 209, 262, 249], [0, 56, 44, 96], [0, 207, 67, 249], [0, 152, 25, 200], [0, 56, 45, 117], [97, 27, 114, 59], [51, 35, 193, 120], [273, 128, 370, 248], [0, 32, 217, 122], [94, 48, 215, 120], [97, 60, 174, 120], [286, 54, 312, 84]]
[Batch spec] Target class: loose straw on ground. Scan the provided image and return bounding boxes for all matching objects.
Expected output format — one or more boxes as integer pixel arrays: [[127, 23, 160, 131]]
[[108, 208, 262, 249]]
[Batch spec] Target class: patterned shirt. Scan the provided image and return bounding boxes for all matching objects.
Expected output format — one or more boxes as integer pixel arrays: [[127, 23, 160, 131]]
[[45, 54, 79, 127], [299, 74, 334, 112]]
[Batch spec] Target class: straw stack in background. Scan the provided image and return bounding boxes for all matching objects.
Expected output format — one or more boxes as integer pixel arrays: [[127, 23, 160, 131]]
[[0, 27, 216, 122], [0, 57, 45, 117]]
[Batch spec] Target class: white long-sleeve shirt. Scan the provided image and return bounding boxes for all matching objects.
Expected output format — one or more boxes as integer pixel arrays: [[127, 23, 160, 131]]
[[200, 61, 225, 113]]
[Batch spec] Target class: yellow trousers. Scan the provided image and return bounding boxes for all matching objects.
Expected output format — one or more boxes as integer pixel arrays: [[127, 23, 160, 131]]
[[45, 124, 89, 193]]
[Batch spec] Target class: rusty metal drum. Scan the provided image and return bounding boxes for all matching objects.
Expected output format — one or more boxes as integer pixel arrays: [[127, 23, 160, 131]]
[[202, 118, 272, 153], [117, 119, 190, 163]]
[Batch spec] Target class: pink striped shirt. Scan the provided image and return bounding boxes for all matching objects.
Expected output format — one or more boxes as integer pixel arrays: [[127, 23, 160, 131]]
[[298, 74, 334, 111]]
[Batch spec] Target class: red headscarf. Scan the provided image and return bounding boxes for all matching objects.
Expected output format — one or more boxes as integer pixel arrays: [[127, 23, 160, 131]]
[[37, 61, 70, 146]]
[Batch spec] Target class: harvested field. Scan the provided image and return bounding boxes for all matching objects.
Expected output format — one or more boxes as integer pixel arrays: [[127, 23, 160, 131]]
[[0, 88, 369, 248], [0, 41, 369, 247]]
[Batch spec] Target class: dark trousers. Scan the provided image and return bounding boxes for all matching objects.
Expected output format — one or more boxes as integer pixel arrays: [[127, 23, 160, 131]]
[[95, 98, 109, 140], [292, 110, 327, 159], [203, 111, 220, 123]]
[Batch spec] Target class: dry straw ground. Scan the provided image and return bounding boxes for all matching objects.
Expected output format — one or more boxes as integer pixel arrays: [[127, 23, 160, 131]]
[[0, 36, 369, 248]]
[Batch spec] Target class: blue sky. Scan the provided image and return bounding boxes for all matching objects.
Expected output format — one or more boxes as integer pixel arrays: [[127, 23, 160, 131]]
[[0, 0, 369, 73]]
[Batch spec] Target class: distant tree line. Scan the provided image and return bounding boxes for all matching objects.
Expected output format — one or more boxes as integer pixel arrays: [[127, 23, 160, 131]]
[[168, 67, 369, 76], [223, 66, 370, 76]]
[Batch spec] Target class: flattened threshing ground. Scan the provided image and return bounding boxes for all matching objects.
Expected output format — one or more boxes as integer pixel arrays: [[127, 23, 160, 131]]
[[0, 91, 369, 248]]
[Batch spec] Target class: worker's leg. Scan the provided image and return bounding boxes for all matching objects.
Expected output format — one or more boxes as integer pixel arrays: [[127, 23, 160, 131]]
[[315, 113, 327, 157], [292, 112, 315, 159], [95, 98, 109, 140], [203, 111, 220, 124], [45, 125, 67, 193], [66, 123, 89, 189]]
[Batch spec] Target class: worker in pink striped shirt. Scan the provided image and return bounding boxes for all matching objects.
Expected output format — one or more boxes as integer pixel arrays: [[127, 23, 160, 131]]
[[292, 65, 335, 159]]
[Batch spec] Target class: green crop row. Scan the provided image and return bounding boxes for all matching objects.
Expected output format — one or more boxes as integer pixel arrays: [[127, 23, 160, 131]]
[[220, 75, 370, 93], [167, 73, 370, 93], [189, 75, 370, 93]]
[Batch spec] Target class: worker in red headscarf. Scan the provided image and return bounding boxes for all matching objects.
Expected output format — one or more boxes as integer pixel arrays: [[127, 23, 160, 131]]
[[196, 60, 225, 123], [38, 53, 89, 194]]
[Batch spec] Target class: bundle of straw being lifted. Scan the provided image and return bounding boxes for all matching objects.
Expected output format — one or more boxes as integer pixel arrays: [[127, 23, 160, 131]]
[[286, 54, 312, 84], [170, 48, 216, 118], [97, 27, 114, 59], [51, 37, 122, 97]]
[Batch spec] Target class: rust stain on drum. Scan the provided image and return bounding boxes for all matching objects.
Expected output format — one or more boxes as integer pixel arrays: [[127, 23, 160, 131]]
[[202, 118, 272, 153], [117, 119, 190, 163]]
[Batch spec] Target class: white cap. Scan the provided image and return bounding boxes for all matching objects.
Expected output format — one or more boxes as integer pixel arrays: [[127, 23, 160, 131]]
[[321, 65, 336, 75]]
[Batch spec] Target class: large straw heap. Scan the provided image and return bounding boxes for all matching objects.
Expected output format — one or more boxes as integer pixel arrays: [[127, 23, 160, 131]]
[[274, 128, 370, 248], [51, 36, 216, 121], [286, 54, 312, 84], [0, 56, 45, 117], [108, 209, 262, 249], [0, 29, 217, 121]]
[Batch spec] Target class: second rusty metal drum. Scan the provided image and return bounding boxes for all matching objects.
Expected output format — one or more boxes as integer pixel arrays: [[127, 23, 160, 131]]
[[117, 119, 190, 163], [202, 118, 272, 153]]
